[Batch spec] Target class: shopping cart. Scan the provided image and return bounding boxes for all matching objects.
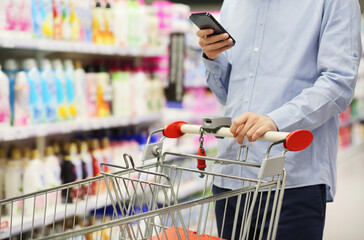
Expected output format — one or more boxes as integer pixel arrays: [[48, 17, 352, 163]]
[[0, 117, 313, 240]]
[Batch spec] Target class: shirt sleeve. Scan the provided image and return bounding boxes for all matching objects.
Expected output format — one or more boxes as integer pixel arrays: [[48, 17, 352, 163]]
[[267, 0, 362, 132], [203, 1, 232, 106]]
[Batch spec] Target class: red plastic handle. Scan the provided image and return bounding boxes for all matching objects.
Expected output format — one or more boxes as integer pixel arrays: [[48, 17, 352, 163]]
[[283, 130, 313, 152], [163, 121, 188, 138], [197, 148, 206, 171]]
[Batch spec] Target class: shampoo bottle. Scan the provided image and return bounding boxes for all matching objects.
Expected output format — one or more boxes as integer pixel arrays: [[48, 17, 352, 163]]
[[40, 59, 58, 123], [5, 148, 23, 215], [22, 58, 45, 124], [23, 149, 46, 216], [64, 59, 77, 119], [43, 146, 62, 205], [0, 66, 11, 127], [0, 148, 6, 201], [3, 59, 18, 126], [13, 71, 30, 126], [52, 59, 69, 120], [74, 61, 87, 120]]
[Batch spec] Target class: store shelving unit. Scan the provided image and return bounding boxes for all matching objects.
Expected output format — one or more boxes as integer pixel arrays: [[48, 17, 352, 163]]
[[0, 113, 161, 141], [0, 37, 167, 57]]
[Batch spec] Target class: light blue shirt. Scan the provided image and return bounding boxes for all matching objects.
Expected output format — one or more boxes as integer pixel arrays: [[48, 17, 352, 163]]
[[203, 0, 362, 201]]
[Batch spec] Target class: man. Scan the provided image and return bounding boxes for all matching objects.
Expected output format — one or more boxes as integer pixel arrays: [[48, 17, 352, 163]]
[[196, 0, 361, 239]]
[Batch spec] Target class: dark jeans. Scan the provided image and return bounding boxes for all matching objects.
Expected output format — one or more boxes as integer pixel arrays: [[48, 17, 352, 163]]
[[212, 184, 326, 240]]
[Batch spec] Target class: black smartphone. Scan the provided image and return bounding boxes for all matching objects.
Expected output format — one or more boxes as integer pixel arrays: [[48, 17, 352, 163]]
[[189, 12, 236, 46]]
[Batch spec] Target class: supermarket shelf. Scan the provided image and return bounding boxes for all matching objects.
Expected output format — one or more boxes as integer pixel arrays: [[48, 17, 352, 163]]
[[0, 193, 110, 239], [0, 113, 161, 141], [0, 37, 167, 57]]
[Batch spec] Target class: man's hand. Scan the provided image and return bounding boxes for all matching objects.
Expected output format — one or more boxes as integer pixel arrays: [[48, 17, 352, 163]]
[[230, 113, 278, 144], [197, 29, 234, 60]]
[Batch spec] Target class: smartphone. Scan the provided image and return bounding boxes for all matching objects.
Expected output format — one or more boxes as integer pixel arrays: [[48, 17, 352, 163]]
[[189, 12, 236, 46]]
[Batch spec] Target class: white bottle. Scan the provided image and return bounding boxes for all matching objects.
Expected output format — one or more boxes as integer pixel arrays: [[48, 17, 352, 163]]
[[69, 143, 83, 181], [22, 58, 45, 124], [43, 146, 62, 207], [40, 59, 58, 123], [23, 149, 46, 216], [79, 141, 93, 179], [114, 0, 128, 47], [0, 66, 11, 127], [133, 67, 147, 116], [5, 148, 24, 215], [0, 148, 6, 200], [13, 71, 30, 126], [52, 59, 69, 120], [43, 146, 62, 188], [74, 61, 87, 120], [64, 59, 77, 119], [3, 59, 18, 126]]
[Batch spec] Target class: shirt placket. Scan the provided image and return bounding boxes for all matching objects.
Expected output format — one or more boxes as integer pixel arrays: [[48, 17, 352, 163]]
[[245, 0, 271, 111]]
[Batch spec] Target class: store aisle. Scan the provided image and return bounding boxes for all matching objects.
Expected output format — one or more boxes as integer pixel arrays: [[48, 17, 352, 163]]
[[324, 143, 364, 240]]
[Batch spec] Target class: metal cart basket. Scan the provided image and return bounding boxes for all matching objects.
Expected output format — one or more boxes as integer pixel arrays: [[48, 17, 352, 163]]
[[0, 117, 313, 240]]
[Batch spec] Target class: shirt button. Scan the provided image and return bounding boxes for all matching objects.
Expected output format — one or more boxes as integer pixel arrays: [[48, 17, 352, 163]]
[[249, 73, 254, 78], [259, 23, 263, 27], [254, 48, 259, 52], [244, 99, 249, 103]]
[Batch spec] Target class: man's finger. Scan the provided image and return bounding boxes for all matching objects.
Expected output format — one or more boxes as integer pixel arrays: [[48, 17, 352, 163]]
[[230, 113, 250, 135], [202, 39, 233, 52], [196, 29, 214, 38]]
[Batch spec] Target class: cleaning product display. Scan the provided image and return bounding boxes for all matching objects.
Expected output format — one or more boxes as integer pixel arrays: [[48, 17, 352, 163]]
[[0, 58, 165, 128]]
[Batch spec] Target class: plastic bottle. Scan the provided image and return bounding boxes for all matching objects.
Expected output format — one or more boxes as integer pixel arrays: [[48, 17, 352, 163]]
[[18, 0, 32, 38], [90, 139, 105, 194], [52, 59, 69, 120], [0, 66, 11, 127], [5, 148, 23, 215], [22, 58, 45, 124], [43, 146, 62, 189], [62, 0, 72, 40], [101, 137, 113, 171], [23, 149, 46, 215], [3, 59, 18, 126], [75, 0, 92, 42], [32, 0, 53, 39], [111, 62, 123, 116], [132, 66, 147, 116], [60, 156, 76, 203], [64, 59, 77, 119], [85, 66, 98, 118], [96, 65, 111, 117], [104, 1, 114, 45], [70, 0, 81, 41], [43, 146, 61, 208], [79, 141, 93, 179], [92, 1, 105, 44], [53, 0, 63, 40], [40, 59, 58, 123], [0, 148, 6, 201], [114, 0, 128, 47], [13, 71, 30, 126], [74, 61, 87, 120], [68, 143, 83, 182]]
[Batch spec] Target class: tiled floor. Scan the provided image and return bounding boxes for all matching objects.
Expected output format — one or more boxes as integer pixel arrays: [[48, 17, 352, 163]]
[[324, 143, 364, 240]]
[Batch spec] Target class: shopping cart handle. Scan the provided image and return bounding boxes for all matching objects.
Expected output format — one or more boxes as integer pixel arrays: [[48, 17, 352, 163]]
[[163, 121, 313, 152]]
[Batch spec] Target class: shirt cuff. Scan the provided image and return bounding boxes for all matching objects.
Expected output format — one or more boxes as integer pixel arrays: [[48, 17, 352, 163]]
[[202, 54, 226, 76], [266, 107, 299, 132]]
